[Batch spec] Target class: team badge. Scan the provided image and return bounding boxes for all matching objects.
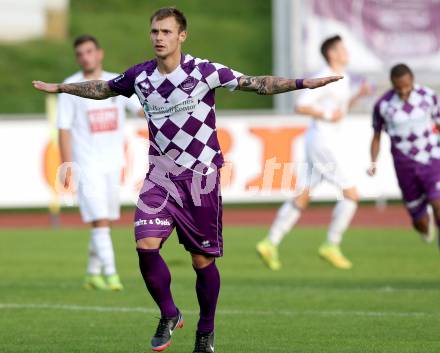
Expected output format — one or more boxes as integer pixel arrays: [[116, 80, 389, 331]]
[[180, 77, 196, 91]]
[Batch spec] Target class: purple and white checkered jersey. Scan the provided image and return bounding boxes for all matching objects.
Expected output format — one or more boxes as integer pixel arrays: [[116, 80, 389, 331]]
[[108, 53, 242, 178], [373, 84, 440, 165]]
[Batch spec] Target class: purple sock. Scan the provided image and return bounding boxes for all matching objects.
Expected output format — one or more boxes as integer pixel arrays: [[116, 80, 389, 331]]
[[437, 219, 440, 248], [137, 248, 178, 318], [194, 261, 220, 333]]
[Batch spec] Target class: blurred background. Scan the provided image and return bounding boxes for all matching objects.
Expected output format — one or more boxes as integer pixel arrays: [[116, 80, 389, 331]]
[[5, 0, 440, 209], [0, 0, 272, 113]]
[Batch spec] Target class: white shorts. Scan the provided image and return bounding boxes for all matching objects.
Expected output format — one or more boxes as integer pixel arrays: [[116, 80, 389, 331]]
[[296, 131, 355, 192], [77, 169, 121, 223]]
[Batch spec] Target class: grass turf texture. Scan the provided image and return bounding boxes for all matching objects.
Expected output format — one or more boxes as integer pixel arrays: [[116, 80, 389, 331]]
[[1, 226, 439, 353], [0, 0, 272, 114]]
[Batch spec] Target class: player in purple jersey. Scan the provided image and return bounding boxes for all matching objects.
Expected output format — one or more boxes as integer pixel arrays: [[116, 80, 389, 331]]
[[32, 7, 342, 353], [368, 63, 440, 244]]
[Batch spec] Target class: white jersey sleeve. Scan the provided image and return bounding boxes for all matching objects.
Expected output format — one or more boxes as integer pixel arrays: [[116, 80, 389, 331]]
[[296, 85, 324, 107], [124, 94, 142, 115], [296, 68, 331, 108], [296, 67, 351, 115], [57, 92, 76, 129]]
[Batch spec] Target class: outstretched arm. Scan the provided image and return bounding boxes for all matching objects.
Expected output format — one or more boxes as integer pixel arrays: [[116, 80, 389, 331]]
[[236, 75, 343, 95], [367, 131, 381, 176], [296, 105, 343, 123], [32, 80, 118, 100], [349, 81, 373, 109], [58, 129, 73, 189]]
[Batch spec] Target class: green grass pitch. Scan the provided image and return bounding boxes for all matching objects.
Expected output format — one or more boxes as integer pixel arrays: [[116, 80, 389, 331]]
[[1, 226, 439, 353]]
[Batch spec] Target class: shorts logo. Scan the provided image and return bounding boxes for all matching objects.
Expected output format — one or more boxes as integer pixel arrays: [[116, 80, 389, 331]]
[[134, 219, 148, 227], [134, 218, 171, 227], [155, 218, 171, 226], [201, 240, 211, 248], [436, 181, 440, 191]]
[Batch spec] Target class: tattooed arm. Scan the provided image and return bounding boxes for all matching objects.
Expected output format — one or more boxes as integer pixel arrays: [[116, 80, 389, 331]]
[[32, 80, 118, 100], [237, 75, 343, 95]]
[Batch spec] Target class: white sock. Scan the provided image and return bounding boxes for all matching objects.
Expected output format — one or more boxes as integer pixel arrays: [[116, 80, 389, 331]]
[[268, 201, 302, 246], [327, 199, 357, 245], [91, 227, 117, 276], [422, 205, 435, 242], [87, 232, 102, 275]]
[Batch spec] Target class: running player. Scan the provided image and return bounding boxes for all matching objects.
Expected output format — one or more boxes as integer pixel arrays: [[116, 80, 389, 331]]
[[32, 8, 341, 353], [368, 63, 440, 243], [257, 35, 371, 270], [57, 35, 142, 291]]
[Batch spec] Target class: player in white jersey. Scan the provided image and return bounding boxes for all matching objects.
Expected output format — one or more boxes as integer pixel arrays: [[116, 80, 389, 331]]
[[57, 35, 142, 290], [257, 35, 372, 270]]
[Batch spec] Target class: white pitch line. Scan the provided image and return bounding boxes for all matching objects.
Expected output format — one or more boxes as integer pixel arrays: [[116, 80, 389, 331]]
[[0, 303, 438, 319]]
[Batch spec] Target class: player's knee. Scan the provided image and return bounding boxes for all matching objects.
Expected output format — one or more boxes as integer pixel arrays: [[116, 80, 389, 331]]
[[413, 216, 428, 234], [191, 253, 215, 269], [136, 237, 162, 250], [295, 191, 310, 209], [431, 202, 440, 223], [92, 219, 110, 228], [295, 198, 308, 210], [413, 221, 427, 234], [343, 187, 359, 202]]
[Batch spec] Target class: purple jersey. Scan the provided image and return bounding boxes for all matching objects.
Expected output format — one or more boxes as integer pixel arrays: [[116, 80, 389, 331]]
[[108, 53, 242, 179], [373, 84, 440, 165]]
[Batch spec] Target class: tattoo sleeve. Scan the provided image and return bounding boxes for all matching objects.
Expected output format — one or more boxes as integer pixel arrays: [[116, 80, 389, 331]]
[[58, 80, 118, 100], [237, 75, 298, 95]]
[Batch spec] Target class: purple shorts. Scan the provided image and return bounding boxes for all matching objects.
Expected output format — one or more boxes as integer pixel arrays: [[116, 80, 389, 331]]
[[134, 172, 223, 257], [395, 158, 440, 221]]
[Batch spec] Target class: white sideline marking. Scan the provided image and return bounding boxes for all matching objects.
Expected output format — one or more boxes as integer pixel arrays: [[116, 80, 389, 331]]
[[0, 303, 438, 318]]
